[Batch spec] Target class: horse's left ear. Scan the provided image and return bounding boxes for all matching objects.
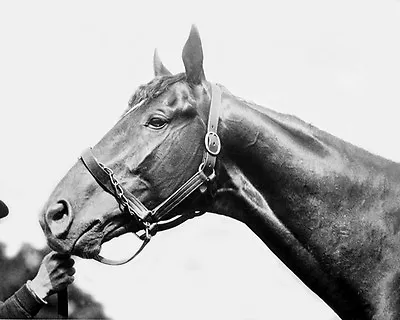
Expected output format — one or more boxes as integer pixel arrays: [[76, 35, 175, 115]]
[[182, 25, 205, 85], [153, 49, 172, 77]]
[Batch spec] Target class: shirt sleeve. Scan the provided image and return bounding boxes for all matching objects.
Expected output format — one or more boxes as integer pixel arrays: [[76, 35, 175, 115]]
[[0, 284, 44, 318]]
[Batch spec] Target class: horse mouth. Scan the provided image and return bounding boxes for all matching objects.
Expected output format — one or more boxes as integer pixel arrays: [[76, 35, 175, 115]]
[[102, 223, 132, 243], [73, 217, 135, 259]]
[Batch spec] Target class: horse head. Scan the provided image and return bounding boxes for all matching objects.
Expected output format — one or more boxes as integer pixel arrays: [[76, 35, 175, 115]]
[[40, 26, 217, 260]]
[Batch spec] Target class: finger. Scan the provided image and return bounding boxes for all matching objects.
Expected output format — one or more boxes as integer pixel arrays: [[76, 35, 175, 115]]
[[48, 255, 69, 266], [61, 258, 75, 268], [60, 276, 75, 287], [53, 255, 75, 267], [43, 251, 58, 261], [66, 267, 76, 276], [52, 253, 72, 260]]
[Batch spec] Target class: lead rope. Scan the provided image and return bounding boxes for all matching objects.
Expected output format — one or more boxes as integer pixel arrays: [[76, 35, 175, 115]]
[[58, 287, 68, 318]]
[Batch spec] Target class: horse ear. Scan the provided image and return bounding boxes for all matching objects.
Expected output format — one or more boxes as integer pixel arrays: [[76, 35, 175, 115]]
[[182, 25, 205, 84], [153, 49, 172, 77]]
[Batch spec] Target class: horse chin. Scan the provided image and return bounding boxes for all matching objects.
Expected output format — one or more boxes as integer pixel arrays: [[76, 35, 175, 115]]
[[72, 218, 134, 259], [73, 231, 103, 259], [101, 224, 132, 244]]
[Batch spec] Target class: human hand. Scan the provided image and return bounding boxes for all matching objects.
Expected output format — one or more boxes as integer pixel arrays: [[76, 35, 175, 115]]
[[29, 252, 75, 300]]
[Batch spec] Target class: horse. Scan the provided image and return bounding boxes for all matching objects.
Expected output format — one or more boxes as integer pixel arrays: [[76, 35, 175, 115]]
[[39, 25, 400, 320]]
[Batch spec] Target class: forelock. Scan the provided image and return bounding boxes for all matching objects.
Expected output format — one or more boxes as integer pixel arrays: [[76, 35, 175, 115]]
[[124, 73, 187, 114]]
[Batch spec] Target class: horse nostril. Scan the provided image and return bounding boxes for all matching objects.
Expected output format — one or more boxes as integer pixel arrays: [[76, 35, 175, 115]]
[[51, 203, 66, 221], [45, 200, 73, 238], [47, 201, 67, 222]]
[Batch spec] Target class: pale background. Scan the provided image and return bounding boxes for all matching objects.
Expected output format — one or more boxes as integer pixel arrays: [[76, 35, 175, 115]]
[[1, 1, 400, 319]]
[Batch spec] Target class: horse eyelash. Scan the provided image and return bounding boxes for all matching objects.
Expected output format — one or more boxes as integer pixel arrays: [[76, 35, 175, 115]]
[[145, 116, 169, 127]]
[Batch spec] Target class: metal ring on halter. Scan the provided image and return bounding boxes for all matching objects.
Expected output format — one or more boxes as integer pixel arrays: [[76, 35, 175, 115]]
[[198, 162, 216, 181], [143, 221, 152, 240], [198, 162, 205, 172]]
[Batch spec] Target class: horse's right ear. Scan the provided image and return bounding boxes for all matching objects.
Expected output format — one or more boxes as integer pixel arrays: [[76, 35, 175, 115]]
[[153, 49, 172, 77], [182, 25, 205, 85]]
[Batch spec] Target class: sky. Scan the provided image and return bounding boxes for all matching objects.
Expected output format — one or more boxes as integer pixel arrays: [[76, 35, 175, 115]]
[[1, 1, 400, 319]]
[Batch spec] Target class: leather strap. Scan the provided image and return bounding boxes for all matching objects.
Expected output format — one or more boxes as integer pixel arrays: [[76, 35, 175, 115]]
[[151, 168, 208, 220], [202, 83, 221, 177], [153, 210, 204, 233], [80, 149, 118, 196], [94, 237, 151, 266]]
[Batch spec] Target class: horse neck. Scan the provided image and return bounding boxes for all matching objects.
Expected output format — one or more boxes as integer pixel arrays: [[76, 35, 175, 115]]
[[214, 87, 400, 225], [210, 86, 400, 318]]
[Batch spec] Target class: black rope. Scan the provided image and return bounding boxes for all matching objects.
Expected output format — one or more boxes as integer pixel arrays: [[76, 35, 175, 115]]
[[58, 288, 68, 318]]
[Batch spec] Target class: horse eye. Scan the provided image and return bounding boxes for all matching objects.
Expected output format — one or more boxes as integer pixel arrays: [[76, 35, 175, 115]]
[[147, 117, 168, 129]]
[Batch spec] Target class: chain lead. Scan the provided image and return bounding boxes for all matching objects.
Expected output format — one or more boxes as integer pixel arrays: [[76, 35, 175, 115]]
[[99, 163, 131, 213], [98, 162, 152, 239]]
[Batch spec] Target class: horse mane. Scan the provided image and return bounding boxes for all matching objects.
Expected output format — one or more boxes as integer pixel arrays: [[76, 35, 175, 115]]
[[125, 73, 187, 114]]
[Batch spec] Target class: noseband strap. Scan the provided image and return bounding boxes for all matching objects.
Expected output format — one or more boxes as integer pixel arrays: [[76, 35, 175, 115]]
[[79, 83, 222, 265]]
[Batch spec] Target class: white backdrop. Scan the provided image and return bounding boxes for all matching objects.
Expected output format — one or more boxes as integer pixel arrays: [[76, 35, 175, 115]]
[[1, 1, 400, 319]]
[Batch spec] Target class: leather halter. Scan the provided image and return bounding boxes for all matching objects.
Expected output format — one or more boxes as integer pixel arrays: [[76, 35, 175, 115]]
[[80, 83, 222, 265]]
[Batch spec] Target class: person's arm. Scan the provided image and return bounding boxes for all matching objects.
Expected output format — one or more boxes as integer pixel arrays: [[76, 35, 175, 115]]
[[0, 252, 75, 319], [0, 283, 44, 318]]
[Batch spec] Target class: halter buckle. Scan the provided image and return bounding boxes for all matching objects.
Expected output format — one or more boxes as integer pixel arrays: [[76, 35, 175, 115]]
[[205, 132, 221, 156]]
